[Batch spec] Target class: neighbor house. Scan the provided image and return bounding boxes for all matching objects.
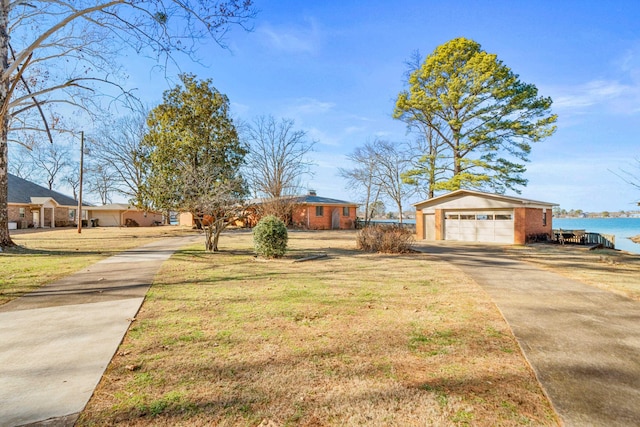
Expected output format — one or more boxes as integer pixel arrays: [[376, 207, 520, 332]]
[[414, 189, 556, 244], [7, 173, 83, 229], [86, 203, 163, 227]]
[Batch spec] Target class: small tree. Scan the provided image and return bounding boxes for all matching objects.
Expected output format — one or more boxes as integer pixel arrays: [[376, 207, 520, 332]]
[[253, 215, 288, 258]]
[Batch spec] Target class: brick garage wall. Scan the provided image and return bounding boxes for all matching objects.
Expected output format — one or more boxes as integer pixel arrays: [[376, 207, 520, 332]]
[[434, 209, 444, 240], [415, 210, 424, 240], [514, 207, 552, 244]]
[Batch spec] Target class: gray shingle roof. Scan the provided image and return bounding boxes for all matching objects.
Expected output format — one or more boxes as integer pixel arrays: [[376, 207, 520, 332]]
[[8, 173, 80, 206], [292, 195, 358, 206]]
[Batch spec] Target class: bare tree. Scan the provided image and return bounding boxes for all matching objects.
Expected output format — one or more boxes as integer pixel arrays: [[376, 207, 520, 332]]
[[64, 168, 80, 201], [614, 159, 640, 191], [340, 140, 414, 224], [87, 110, 149, 206], [243, 116, 315, 223], [243, 115, 315, 197], [339, 143, 382, 226], [27, 140, 72, 190], [402, 127, 450, 200], [371, 140, 414, 224], [85, 163, 116, 205], [0, 1, 256, 247], [7, 144, 36, 179]]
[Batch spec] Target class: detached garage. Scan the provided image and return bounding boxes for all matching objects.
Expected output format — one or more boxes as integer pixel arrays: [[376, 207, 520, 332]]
[[414, 190, 556, 245], [87, 204, 163, 227]]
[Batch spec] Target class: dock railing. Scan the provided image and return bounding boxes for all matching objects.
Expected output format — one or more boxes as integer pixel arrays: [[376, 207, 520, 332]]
[[553, 229, 615, 249]]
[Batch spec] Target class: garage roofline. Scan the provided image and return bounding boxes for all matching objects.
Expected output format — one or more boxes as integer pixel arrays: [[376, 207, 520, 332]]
[[413, 189, 557, 209]]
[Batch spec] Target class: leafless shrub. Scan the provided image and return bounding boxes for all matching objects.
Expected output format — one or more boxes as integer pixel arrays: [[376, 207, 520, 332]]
[[356, 224, 414, 253]]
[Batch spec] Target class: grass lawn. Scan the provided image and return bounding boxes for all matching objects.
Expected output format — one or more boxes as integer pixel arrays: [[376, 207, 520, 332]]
[[503, 243, 640, 301], [0, 226, 195, 305], [78, 230, 558, 426]]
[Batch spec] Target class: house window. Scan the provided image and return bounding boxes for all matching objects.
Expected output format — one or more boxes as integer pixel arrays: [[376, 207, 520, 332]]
[[19, 207, 25, 218], [315, 206, 324, 216], [543, 211, 547, 226], [69, 209, 75, 220], [495, 214, 512, 220], [342, 207, 349, 216]]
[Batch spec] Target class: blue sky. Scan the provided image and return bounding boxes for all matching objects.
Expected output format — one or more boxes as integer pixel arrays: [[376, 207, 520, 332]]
[[126, 0, 640, 213]]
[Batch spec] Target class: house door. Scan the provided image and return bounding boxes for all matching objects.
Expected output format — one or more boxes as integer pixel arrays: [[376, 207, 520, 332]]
[[32, 211, 40, 228], [331, 209, 340, 229]]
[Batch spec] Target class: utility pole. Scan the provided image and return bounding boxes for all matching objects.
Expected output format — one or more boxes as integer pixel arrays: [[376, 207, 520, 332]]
[[77, 131, 84, 234]]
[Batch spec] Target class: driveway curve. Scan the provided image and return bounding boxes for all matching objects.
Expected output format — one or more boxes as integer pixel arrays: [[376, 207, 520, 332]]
[[416, 242, 640, 427], [0, 235, 200, 427]]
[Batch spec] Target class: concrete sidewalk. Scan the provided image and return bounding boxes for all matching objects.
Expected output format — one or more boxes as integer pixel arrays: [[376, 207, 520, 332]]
[[416, 242, 640, 427], [0, 235, 200, 427]]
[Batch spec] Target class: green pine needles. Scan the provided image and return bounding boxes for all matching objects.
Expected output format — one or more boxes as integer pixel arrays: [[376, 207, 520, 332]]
[[253, 215, 288, 258]]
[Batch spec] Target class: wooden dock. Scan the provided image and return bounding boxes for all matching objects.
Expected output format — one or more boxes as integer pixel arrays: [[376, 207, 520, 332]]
[[553, 229, 615, 249]]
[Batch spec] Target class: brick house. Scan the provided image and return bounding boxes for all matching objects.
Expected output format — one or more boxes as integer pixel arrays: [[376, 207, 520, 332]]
[[290, 191, 358, 230], [7, 173, 84, 229], [239, 191, 358, 230], [414, 189, 556, 244]]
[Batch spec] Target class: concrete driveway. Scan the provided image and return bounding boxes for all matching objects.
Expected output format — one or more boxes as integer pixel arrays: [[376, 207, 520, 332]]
[[415, 241, 640, 427], [0, 235, 200, 427]]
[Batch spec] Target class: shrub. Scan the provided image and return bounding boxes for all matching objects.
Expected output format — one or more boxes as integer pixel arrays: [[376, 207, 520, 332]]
[[356, 224, 414, 253], [253, 215, 288, 258], [125, 218, 139, 227]]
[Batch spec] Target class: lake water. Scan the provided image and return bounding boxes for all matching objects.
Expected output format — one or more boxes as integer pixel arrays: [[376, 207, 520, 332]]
[[554, 218, 640, 254]]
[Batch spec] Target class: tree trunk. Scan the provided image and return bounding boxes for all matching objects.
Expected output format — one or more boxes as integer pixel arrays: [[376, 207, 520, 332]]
[[0, 1, 14, 248], [212, 229, 220, 252], [205, 226, 214, 251]]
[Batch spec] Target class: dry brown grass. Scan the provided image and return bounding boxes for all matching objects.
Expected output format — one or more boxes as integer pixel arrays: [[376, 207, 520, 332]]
[[1, 226, 196, 305], [503, 243, 640, 301], [79, 230, 557, 426]]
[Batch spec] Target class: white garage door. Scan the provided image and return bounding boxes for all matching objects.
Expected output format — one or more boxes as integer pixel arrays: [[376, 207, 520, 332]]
[[444, 211, 514, 243]]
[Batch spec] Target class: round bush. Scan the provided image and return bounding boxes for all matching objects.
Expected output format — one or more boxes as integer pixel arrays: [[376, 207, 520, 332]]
[[253, 215, 288, 258]]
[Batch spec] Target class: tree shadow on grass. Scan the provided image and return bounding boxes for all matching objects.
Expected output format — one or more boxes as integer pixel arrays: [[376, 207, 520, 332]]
[[1, 245, 123, 258]]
